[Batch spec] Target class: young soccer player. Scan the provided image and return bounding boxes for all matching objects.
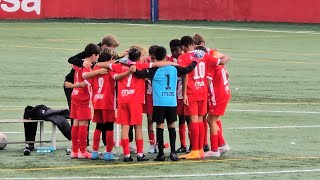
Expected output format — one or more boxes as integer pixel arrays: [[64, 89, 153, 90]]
[[67, 43, 100, 159], [144, 45, 158, 153], [82, 48, 134, 160], [65, 34, 128, 153], [168, 39, 189, 153], [178, 36, 230, 160], [99, 47, 178, 162], [134, 46, 197, 161], [193, 34, 231, 156]]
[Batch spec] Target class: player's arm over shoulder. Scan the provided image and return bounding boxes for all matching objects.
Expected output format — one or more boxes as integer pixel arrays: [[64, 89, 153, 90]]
[[176, 61, 197, 77]]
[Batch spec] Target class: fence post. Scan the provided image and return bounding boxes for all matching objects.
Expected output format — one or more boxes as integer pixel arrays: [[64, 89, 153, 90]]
[[151, 0, 159, 23]]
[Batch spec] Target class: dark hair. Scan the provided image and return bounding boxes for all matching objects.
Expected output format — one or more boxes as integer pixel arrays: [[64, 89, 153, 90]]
[[154, 46, 167, 61], [84, 43, 101, 58], [148, 45, 158, 56], [169, 39, 182, 48], [98, 48, 117, 62], [128, 47, 141, 62], [194, 45, 208, 53], [180, 36, 194, 47]]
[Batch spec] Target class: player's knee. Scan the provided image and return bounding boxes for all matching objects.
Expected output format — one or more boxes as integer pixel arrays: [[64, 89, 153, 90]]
[[105, 122, 114, 131], [96, 123, 105, 131]]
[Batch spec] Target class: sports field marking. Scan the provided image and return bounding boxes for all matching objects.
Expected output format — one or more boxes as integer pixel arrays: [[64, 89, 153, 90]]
[[2, 125, 320, 134], [120, 23, 320, 35], [0, 44, 78, 51], [2, 106, 319, 114], [0, 156, 319, 173], [234, 58, 320, 65], [2, 168, 320, 179]]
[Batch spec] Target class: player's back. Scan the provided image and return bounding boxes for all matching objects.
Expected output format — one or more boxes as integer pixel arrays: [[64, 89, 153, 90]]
[[152, 66, 178, 107], [111, 63, 149, 104], [178, 51, 207, 101], [92, 66, 116, 110]]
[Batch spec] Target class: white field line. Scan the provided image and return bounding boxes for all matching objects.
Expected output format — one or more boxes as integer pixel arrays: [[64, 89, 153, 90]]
[[1, 168, 320, 179], [1, 106, 320, 114], [2, 125, 320, 134], [229, 109, 320, 114], [108, 23, 320, 35]]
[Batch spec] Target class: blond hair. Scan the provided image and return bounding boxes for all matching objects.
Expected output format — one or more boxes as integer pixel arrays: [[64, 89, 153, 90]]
[[101, 35, 120, 47], [193, 34, 205, 46]]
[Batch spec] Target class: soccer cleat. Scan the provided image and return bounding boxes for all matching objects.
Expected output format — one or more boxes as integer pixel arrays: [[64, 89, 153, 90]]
[[185, 150, 201, 160], [91, 151, 99, 160], [219, 144, 230, 155], [154, 154, 165, 161], [104, 152, 115, 161], [78, 151, 91, 159], [169, 152, 179, 161], [204, 151, 220, 157], [123, 156, 133, 162], [148, 144, 157, 154], [137, 154, 149, 161], [199, 149, 205, 159], [203, 144, 210, 152], [176, 146, 187, 153], [70, 151, 78, 159], [129, 142, 137, 153]]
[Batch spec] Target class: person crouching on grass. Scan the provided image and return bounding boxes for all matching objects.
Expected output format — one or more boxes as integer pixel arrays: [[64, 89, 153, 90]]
[[65, 43, 100, 159]]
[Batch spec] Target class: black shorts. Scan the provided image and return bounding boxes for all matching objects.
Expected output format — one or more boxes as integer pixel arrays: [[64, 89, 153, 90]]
[[152, 106, 177, 124]]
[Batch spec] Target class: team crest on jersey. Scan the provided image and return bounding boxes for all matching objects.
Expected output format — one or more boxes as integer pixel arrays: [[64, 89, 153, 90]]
[[72, 90, 79, 95], [122, 66, 129, 71]]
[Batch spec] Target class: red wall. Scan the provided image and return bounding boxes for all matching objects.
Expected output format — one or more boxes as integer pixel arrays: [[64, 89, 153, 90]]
[[1, 0, 320, 23], [159, 0, 320, 23], [0, 0, 150, 19]]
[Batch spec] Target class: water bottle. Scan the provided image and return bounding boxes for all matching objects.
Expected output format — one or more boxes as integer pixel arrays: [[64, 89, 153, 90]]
[[36, 146, 54, 154]]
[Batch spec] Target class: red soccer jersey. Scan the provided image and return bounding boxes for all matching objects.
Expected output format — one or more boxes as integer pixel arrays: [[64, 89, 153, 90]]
[[178, 51, 220, 101], [208, 65, 231, 104], [109, 62, 152, 104], [91, 66, 116, 110], [71, 65, 93, 107], [169, 55, 183, 100]]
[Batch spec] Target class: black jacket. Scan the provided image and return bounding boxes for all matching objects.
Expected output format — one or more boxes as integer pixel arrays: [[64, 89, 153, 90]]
[[24, 105, 71, 140]]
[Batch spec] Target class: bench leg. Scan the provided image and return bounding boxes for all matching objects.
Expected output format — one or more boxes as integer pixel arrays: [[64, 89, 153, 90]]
[[40, 121, 44, 147], [52, 124, 57, 150]]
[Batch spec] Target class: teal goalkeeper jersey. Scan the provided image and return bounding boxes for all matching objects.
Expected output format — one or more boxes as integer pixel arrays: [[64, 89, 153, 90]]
[[152, 66, 178, 107]]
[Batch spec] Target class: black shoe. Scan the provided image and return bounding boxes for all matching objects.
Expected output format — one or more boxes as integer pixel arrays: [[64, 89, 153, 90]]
[[25, 144, 34, 151], [154, 154, 165, 161], [169, 152, 179, 161], [65, 148, 71, 155], [123, 156, 133, 162], [176, 146, 187, 153], [137, 154, 149, 161], [203, 144, 210, 152]]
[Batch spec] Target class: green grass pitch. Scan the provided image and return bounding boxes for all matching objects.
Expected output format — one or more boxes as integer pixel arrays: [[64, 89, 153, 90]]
[[0, 20, 320, 179]]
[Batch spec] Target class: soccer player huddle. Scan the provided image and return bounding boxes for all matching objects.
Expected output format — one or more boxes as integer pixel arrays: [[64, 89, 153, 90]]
[[65, 34, 231, 162]]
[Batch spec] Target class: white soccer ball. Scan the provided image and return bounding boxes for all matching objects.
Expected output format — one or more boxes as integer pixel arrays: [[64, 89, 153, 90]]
[[0, 133, 8, 150]]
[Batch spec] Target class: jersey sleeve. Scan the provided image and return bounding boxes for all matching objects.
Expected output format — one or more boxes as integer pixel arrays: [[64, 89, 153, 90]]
[[82, 67, 93, 86], [136, 62, 152, 70], [205, 54, 220, 68]]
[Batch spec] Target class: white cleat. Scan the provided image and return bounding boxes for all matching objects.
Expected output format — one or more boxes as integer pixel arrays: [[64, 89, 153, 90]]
[[219, 144, 230, 155], [204, 151, 220, 157], [148, 144, 158, 154]]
